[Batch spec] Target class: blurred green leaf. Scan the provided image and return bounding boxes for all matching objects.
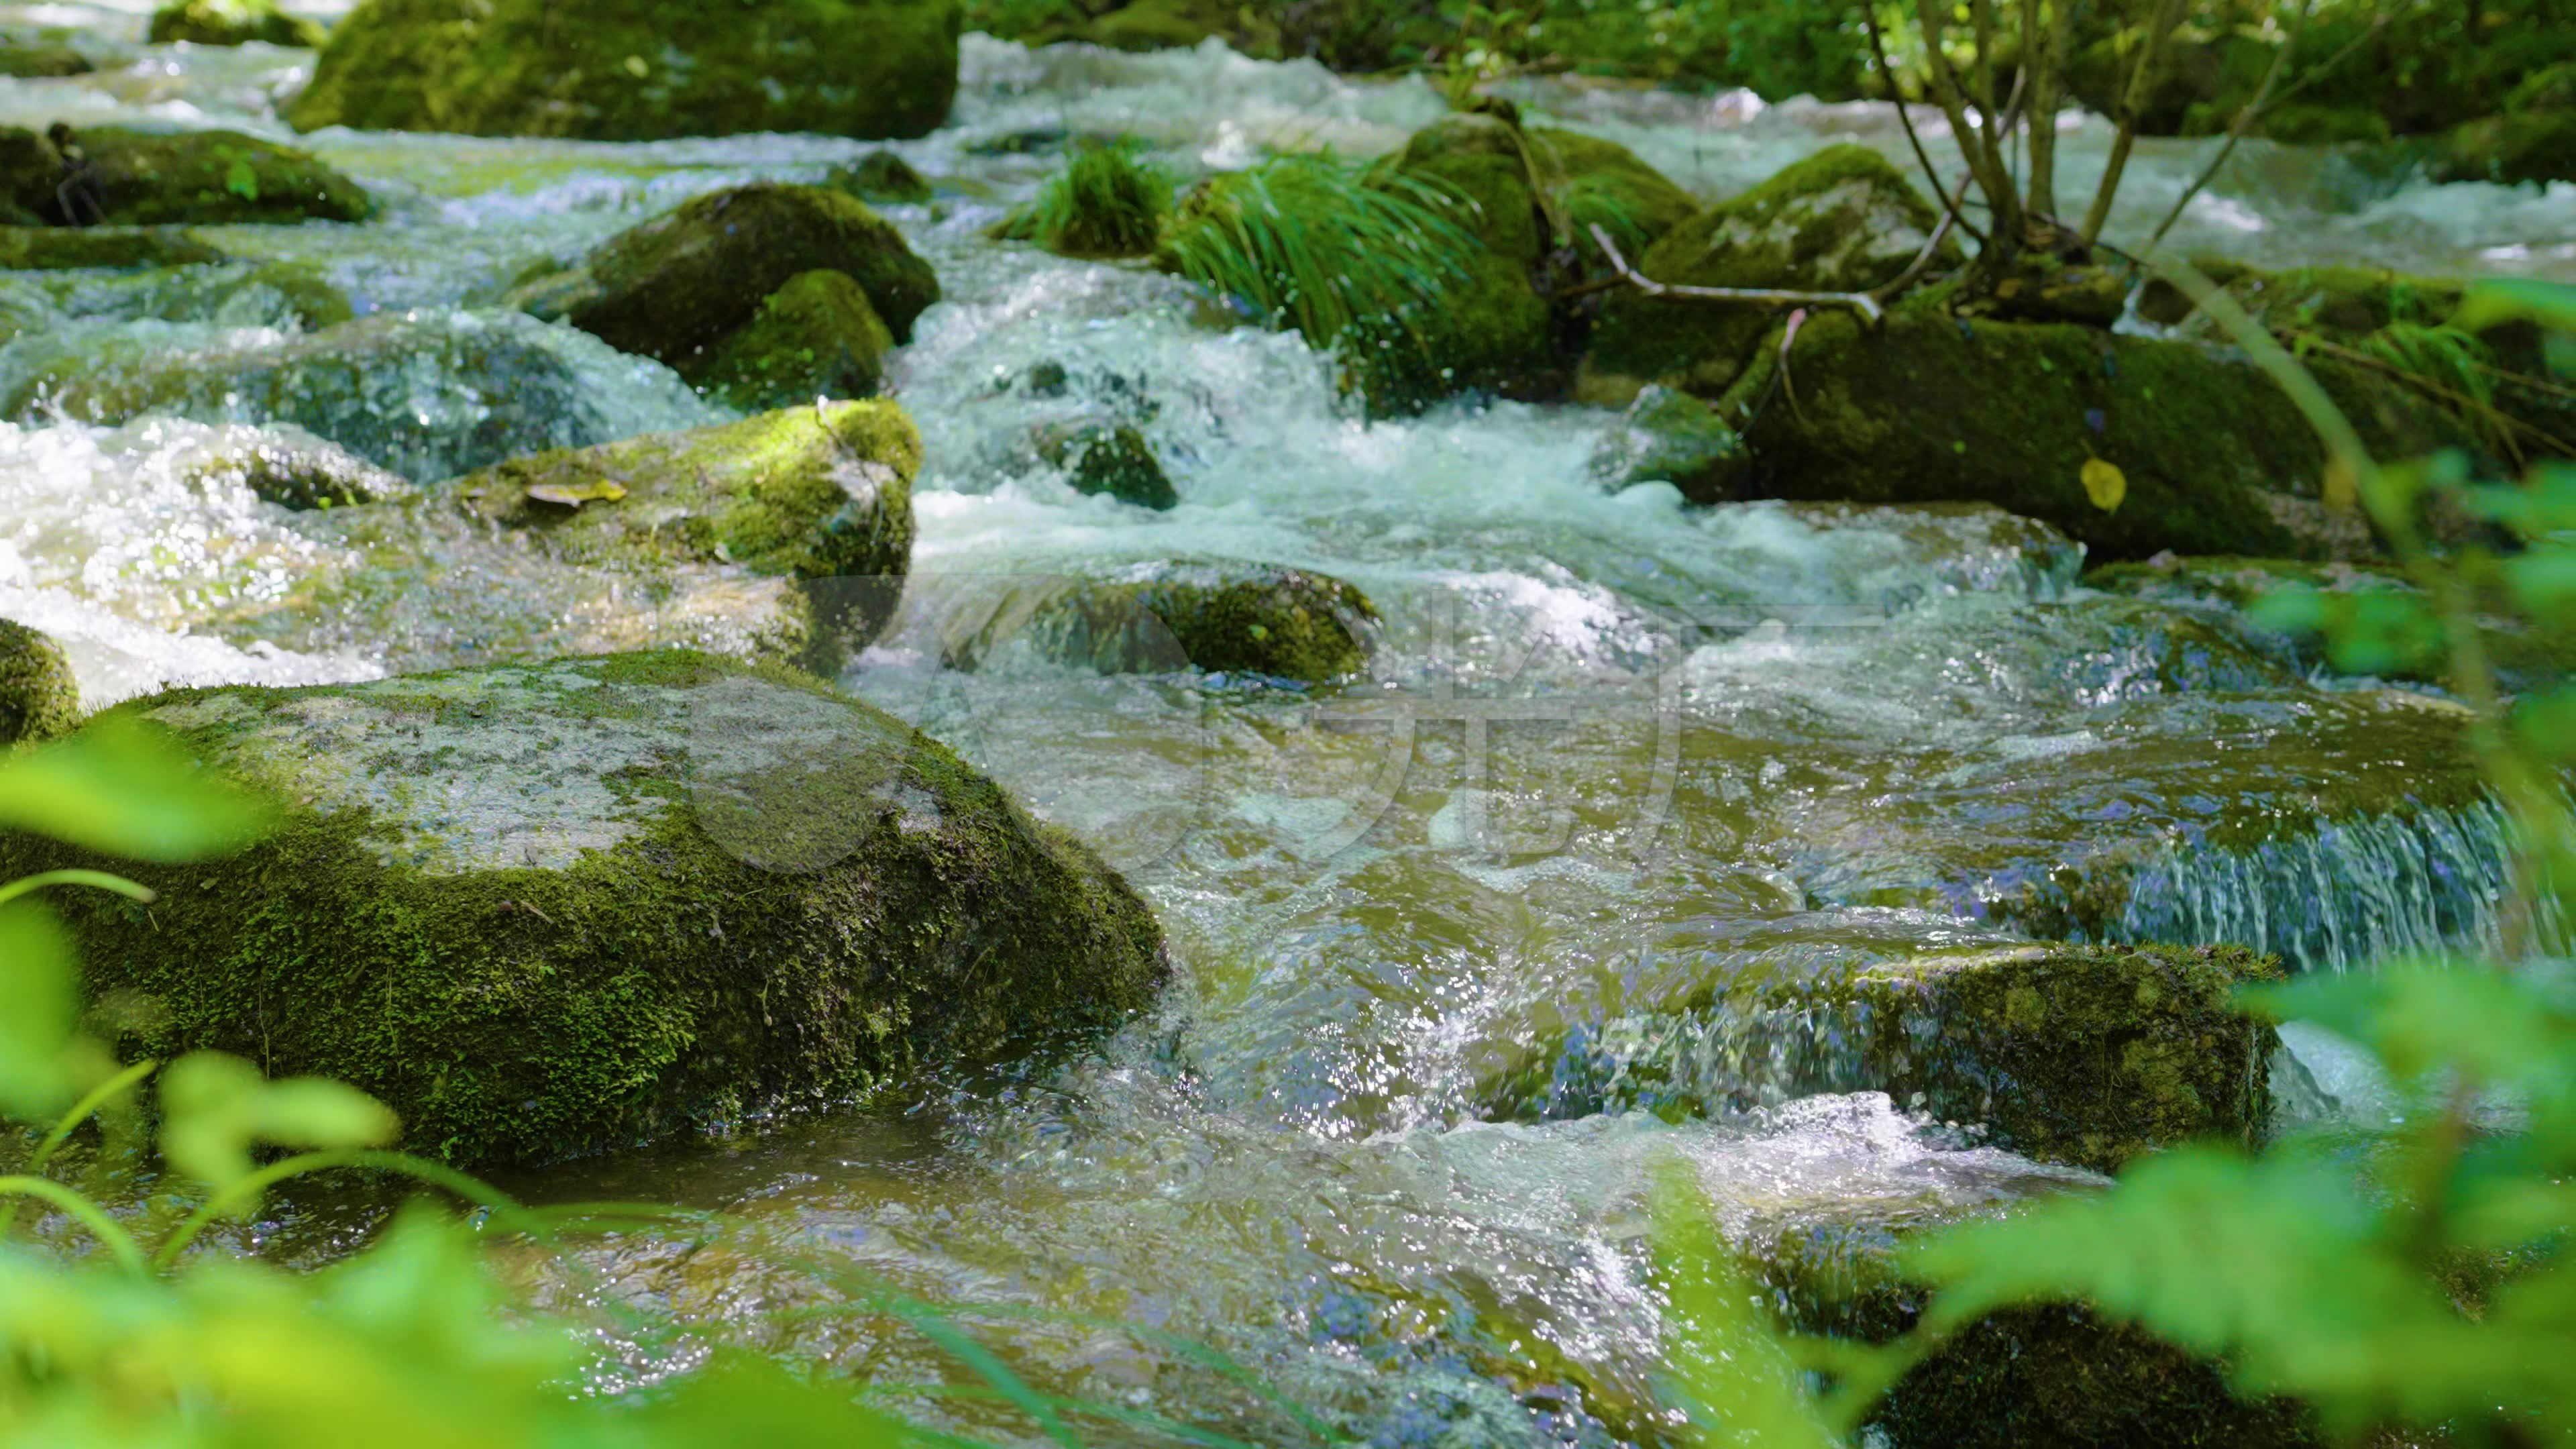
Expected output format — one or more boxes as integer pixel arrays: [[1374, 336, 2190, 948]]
[[0, 901, 80, 1118], [2245, 961, 2576, 1098], [1649, 1157, 1838, 1449], [160, 1052, 400, 1204], [2455, 278, 2576, 335], [0, 715, 272, 863]]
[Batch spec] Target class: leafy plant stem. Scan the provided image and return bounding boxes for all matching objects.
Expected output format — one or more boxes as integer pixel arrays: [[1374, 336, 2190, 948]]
[[0, 1175, 147, 1273]]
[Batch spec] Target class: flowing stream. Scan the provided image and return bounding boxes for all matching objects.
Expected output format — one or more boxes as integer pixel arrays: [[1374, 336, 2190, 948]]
[[4, 5, 2569, 1442]]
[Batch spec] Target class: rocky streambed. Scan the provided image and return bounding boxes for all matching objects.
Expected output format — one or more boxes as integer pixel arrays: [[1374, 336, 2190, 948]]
[[0, 2, 2569, 1445]]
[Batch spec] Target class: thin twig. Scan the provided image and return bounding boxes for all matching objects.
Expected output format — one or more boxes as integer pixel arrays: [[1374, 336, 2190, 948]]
[[1589, 224, 1886, 324], [2080, 0, 2192, 246], [1865, 7, 1988, 247], [2145, 0, 2376, 252], [1872, 171, 1975, 303], [1915, 0, 2024, 244]]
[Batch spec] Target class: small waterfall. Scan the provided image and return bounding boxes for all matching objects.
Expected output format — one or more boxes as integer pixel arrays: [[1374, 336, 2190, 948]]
[[2110, 797, 2545, 972]]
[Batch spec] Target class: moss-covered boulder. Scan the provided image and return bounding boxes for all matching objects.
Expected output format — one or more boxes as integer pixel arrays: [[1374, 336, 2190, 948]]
[[6, 310, 715, 482], [285, 0, 962, 142], [1587, 384, 1747, 496], [148, 0, 327, 46], [1578, 146, 1953, 405], [0, 125, 372, 226], [0, 619, 80, 745], [928, 561, 1375, 680], [510, 184, 938, 376], [1748, 1199, 2319, 1447], [440, 402, 918, 663], [0, 225, 225, 270], [686, 270, 894, 413], [173, 423, 415, 511], [0, 36, 94, 76], [1484, 941, 2279, 1174], [1705, 309, 2475, 560], [825, 150, 934, 207], [0, 651, 1168, 1167], [1032, 421, 1178, 509]]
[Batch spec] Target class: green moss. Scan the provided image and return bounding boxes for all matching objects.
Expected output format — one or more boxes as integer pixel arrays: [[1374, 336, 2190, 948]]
[[1587, 383, 1746, 498], [824, 150, 934, 206], [1711, 310, 2477, 560], [686, 270, 894, 413], [947, 561, 1376, 680], [2437, 106, 2576, 185], [0, 39, 93, 76], [512, 183, 940, 370], [1579, 144, 1953, 405], [148, 0, 327, 47], [214, 259, 354, 329], [0, 225, 225, 270], [176, 428, 413, 511], [1, 652, 1168, 1168], [284, 0, 962, 142], [1085, 0, 1271, 52], [0, 125, 372, 226], [1489, 942, 2280, 1175], [1034, 422, 1178, 509], [445, 400, 918, 584], [0, 619, 79, 745]]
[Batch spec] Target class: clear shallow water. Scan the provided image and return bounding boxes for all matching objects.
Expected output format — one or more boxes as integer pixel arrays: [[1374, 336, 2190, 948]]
[[0, 23, 2563, 1444]]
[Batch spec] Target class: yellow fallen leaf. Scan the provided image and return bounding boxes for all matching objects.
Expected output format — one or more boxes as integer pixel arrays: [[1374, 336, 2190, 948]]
[[2080, 457, 2126, 513], [525, 478, 627, 508]]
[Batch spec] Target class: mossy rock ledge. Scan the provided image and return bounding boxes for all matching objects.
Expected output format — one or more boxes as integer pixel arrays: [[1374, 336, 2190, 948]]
[[439, 402, 920, 666], [285, 0, 961, 142], [0, 225, 225, 270], [508, 184, 938, 382], [5, 651, 1169, 1168], [920, 560, 1377, 682], [1705, 309, 2477, 560], [0, 125, 372, 226], [148, 0, 327, 47], [1482, 942, 2281, 1174]]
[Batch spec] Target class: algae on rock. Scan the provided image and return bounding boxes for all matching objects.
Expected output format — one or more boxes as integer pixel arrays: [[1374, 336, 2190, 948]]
[[1, 652, 1169, 1167], [1032, 421, 1179, 510], [0, 619, 80, 745], [148, 0, 327, 47], [509, 184, 939, 376], [685, 269, 896, 413], [0, 125, 372, 225], [0, 225, 224, 270], [286, 0, 962, 142], [924, 559, 1375, 681], [1578, 144, 1953, 405]]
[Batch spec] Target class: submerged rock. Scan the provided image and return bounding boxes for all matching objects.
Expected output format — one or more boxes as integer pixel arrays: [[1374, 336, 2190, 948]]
[[1483, 937, 2279, 1174], [0, 619, 80, 743], [0, 225, 225, 270], [1032, 420, 1178, 510], [686, 269, 894, 413], [148, 0, 327, 46], [928, 561, 1376, 681], [439, 402, 919, 663], [5, 309, 714, 482], [134, 258, 355, 330], [5, 652, 1169, 1167], [1706, 309, 2474, 559], [825, 150, 934, 207], [1579, 145, 1954, 405], [509, 184, 939, 374], [170, 422, 415, 511], [1587, 384, 1746, 496], [0, 36, 94, 76], [285, 0, 962, 142], [0, 125, 372, 226]]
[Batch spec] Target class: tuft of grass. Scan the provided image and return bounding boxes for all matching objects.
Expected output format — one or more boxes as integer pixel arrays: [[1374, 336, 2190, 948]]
[[1006, 139, 1175, 260], [1157, 153, 1479, 360]]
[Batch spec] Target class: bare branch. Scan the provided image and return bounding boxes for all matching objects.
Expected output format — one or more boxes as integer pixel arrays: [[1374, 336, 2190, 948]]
[[2080, 0, 2192, 246], [2023, 0, 2073, 227], [1589, 224, 1886, 325], [2145, 0, 2378, 253], [1914, 0, 2024, 243]]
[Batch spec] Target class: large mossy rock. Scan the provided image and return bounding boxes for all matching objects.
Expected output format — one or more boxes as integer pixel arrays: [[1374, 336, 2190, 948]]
[[1346, 115, 1696, 413], [0, 125, 372, 225], [686, 268, 894, 413], [1578, 145, 1953, 405], [0, 225, 225, 270], [922, 560, 1377, 681], [1, 652, 1169, 1167], [1484, 941, 2279, 1174], [510, 184, 938, 377], [0, 36, 95, 76], [148, 0, 327, 47], [4, 311, 713, 482], [1705, 309, 2475, 560], [0, 619, 80, 745], [285, 0, 961, 142], [440, 402, 918, 662], [1751, 1200, 2319, 1447]]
